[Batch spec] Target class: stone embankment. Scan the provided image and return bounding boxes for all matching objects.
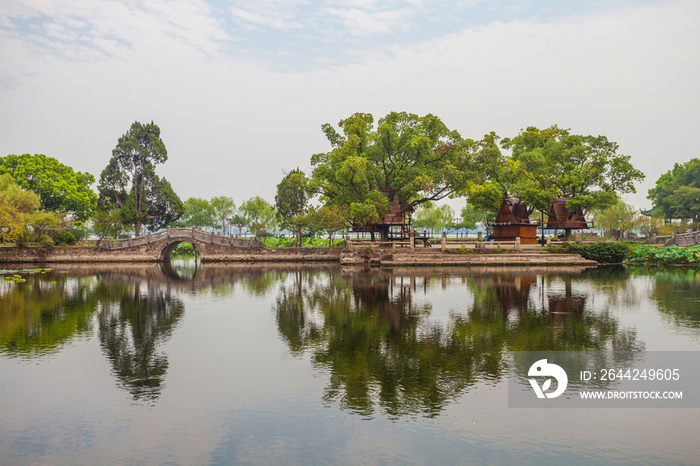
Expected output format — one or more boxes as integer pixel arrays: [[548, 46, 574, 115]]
[[1, 245, 597, 266], [339, 250, 598, 267], [0, 245, 344, 263]]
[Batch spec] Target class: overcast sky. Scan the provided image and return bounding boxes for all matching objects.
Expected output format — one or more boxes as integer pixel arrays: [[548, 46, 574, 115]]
[[1, 0, 698, 212]]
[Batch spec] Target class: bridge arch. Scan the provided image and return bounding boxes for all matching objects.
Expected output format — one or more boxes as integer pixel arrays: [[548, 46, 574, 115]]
[[158, 239, 203, 262]]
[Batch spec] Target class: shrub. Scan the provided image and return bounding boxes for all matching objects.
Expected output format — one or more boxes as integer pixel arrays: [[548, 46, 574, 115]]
[[174, 242, 196, 253], [260, 237, 347, 248], [446, 248, 477, 255], [54, 230, 76, 245], [559, 241, 630, 263], [37, 234, 55, 251]]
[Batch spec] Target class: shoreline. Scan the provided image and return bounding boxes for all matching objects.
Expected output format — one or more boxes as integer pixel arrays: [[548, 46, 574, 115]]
[[0, 245, 599, 267]]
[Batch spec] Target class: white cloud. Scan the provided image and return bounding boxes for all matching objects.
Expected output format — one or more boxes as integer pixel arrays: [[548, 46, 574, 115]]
[[322, 7, 414, 35], [0, 0, 697, 212]]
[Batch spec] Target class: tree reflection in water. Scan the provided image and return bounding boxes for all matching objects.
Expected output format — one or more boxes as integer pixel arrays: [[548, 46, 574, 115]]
[[98, 279, 184, 405], [0, 264, 186, 405], [635, 266, 700, 328], [275, 267, 643, 418]]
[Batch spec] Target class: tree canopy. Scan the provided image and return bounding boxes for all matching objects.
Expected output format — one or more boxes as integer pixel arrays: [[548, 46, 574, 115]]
[[241, 196, 276, 237], [210, 196, 236, 233], [500, 125, 644, 216], [178, 197, 216, 229], [275, 169, 312, 247], [0, 153, 97, 221], [0, 173, 40, 243], [311, 112, 491, 231], [648, 158, 700, 223], [97, 121, 183, 235]]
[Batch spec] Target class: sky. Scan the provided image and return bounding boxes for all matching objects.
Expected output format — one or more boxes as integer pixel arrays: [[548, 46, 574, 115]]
[[1, 0, 698, 213]]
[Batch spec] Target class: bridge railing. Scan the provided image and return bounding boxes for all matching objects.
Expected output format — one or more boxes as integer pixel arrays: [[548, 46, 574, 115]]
[[99, 227, 262, 250], [665, 230, 700, 247]]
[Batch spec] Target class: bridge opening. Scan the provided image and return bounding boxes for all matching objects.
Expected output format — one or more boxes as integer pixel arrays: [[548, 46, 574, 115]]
[[159, 239, 203, 262], [159, 257, 200, 281]]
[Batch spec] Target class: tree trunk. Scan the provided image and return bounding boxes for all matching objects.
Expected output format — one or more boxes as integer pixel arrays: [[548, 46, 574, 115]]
[[135, 221, 141, 237], [297, 226, 302, 248], [564, 228, 572, 242], [379, 225, 389, 242]]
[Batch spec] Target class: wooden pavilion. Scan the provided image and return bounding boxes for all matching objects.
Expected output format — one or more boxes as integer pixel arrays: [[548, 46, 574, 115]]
[[349, 191, 428, 243], [490, 198, 539, 244], [544, 198, 592, 232]]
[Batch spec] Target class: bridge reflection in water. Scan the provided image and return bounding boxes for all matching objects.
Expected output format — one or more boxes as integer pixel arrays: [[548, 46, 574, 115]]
[[0, 262, 650, 411]]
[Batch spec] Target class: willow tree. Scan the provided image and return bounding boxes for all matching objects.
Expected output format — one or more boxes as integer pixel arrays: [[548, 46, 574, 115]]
[[311, 112, 491, 241], [98, 121, 183, 236]]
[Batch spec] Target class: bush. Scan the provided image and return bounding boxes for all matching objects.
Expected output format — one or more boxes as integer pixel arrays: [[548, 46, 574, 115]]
[[174, 242, 196, 253], [51, 227, 89, 245], [15, 230, 32, 248], [559, 241, 630, 263], [261, 237, 346, 248], [37, 234, 55, 251], [445, 248, 477, 255]]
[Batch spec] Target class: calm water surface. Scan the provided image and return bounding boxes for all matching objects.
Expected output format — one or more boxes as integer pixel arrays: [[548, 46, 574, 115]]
[[1, 258, 699, 465]]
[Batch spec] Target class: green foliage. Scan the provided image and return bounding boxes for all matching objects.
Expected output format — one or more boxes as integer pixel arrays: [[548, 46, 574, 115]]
[[592, 201, 641, 237], [275, 169, 312, 246], [174, 242, 196, 253], [311, 112, 493, 228], [413, 204, 454, 234], [36, 234, 55, 251], [559, 241, 630, 263], [0, 153, 97, 221], [91, 208, 124, 241], [241, 196, 277, 237], [308, 205, 348, 244], [177, 197, 215, 229], [98, 121, 183, 236], [210, 196, 236, 232], [261, 237, 346, 248], [627, 244, 700, 266], [445, 248, 477, 255], [54, 227, 88, 245], [648, 158, 700, 222], [28, 210, 62, 238], [500, 125, 645, 217], [0, 173, 40, 243], [230, 213, 248, 236]]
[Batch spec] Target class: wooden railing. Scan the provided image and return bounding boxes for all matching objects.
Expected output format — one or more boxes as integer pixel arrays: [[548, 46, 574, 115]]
[[99, 227, 263, 250]]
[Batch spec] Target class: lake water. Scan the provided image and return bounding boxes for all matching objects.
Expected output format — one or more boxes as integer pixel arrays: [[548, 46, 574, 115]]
[[1, 258, 699, 465]]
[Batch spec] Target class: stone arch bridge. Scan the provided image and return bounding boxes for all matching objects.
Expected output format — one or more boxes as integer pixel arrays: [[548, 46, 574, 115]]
[[99, 227, 264, 261]]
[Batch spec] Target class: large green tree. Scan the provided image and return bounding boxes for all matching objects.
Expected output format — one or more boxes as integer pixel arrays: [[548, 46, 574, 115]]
[[412, 204, 454, 235], [98, 121, 183, 236], [0, 153, 97, 221], [275, 169, 312, 247], [241, 196, 276, 237], [499, 125, 644, 240], [311, 112, 492, 241], [178, 197, 216, 229], [0, 173, 40, 243], [210, 196, 236, 233], [648, 158, 700, 223]]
